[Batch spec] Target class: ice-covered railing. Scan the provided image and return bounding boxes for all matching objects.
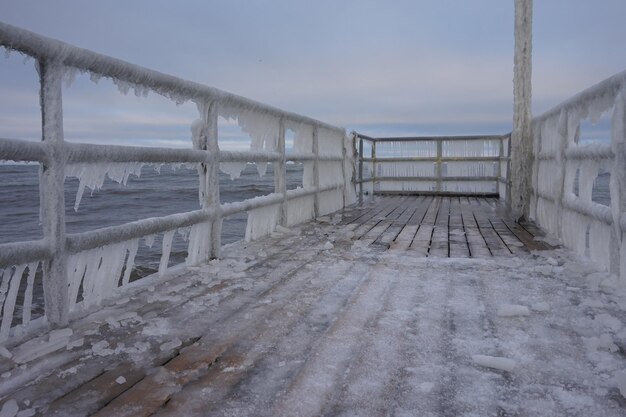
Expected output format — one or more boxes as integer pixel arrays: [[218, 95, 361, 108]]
[[529, 69, 626, 281], [0, 21, 356, 343], [354, 133, 510, 200]]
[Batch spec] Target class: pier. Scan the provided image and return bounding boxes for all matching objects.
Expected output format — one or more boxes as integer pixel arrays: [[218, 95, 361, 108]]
[[1, 17, 626, 417]]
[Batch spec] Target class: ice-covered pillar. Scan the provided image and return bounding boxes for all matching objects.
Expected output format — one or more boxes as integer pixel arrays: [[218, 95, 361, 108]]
[[313, 126, 320, 217], [610, 90, 626, 281], [39, 60, 69, 326], [358, 136, 364, 203], [206, 102, 221, 258], [275, 118, 287, 225], [194, 100, 221, 259], [510, 0, 533, 220]]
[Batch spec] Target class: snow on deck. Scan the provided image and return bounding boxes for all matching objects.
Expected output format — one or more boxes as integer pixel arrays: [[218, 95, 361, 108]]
[[1, 200, 626, 416]]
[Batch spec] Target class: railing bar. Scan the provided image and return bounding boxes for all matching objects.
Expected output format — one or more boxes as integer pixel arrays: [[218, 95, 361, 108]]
[[0, 240, 51, 269], [0, 137, 46, 162]]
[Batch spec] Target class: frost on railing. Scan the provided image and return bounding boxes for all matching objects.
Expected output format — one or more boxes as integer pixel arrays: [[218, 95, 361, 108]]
[[358, 136, 506, 196], [0, 21, 355, 342], [530, 71, 626, 280], [0, 262, 41, 343]]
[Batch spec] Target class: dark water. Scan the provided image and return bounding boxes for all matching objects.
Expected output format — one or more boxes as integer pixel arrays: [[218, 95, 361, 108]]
[[0, 163, 305, 275]]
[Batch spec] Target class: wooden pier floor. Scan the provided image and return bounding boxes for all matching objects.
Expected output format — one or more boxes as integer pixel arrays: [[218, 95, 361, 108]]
[[0, 197, 624, 417], [344, 195, 552, 256]]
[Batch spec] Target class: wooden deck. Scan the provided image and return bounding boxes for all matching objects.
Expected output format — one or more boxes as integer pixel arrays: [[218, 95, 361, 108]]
[[344, 196, 552, 256], [1, 197, 624, 417]]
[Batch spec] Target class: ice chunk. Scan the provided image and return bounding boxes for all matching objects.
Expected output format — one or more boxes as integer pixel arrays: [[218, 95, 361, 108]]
[[496, 304, 530, 317], [323, 242, 334, 250], [472, 354, 516, 372], [160, 338, 182, 352], [531, 302, 550, 312], [0, 346, 12, 359], [12, 334, 71, 364], [115, 376, 127, 385], [0, 400, 18, 417]]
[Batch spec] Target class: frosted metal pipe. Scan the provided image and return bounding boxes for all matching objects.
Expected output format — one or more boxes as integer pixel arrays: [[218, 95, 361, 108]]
[[0, 240, 51, 269], [0, 138, 46, 162]]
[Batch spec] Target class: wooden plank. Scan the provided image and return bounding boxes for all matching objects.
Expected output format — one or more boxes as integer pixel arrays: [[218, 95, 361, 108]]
[[389, 225, 419, 251], [406, 196, 432, 225], [489, 219, 526, 255], [428, 198, 449, 257], [501, 219, 552, 251]]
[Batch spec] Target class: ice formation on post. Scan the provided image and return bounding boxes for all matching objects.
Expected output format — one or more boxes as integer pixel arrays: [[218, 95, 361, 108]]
[[245, 204, 280, 242], [186, 222, 212, 266]]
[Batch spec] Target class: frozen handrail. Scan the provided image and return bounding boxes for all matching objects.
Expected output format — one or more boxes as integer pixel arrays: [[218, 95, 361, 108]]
[[354, 134, 510, 200], [529, 68, 626, 281], [0, 21, 356, 342]]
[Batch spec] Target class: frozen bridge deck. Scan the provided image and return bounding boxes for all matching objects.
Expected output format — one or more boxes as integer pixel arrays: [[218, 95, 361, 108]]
[[1, 197, 625, 417]]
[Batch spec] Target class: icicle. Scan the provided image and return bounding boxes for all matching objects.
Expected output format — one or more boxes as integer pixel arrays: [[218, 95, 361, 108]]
[[21, 262, 38, 326], [121, 239, 139, 286], [159, 230, 175, 276], [0, 264, 27, 341], [144, 234, 156, 248], [65, 162, 144, 210], [286, 195, 315, 226], [187, 222, 211, 265], [219, 162, 247, 180], [245, 204, 280, 242]]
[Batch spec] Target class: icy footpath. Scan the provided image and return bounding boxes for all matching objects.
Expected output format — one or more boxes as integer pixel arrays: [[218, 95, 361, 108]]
[[0, 216, 625, 416]]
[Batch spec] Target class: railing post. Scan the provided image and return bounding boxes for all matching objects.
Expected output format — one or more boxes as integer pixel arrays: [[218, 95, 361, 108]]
[[313, 126, 320, 217], [497, 137, 503, 196], [436, 140, 443, 192], [358, 137, 364, 203], [39, 60, 69, 326], [275, 118, 287, 225], [197, 100, 221, 259], [372, 140, 377, 195], [341, 130, 348, 209], [611, 89, 626, 279]]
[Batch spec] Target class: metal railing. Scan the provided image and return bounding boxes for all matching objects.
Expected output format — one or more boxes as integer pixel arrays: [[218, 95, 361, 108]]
[[0, 22, 355, 343], [529, 68, 626, 278], [354, 133, 511, 201]]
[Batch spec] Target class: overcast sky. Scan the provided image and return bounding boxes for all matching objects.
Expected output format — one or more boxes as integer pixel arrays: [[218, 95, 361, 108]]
[[1, 0, 625, 148]]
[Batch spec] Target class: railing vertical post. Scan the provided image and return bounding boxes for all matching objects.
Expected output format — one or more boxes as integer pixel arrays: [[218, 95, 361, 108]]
[[436, 140, 443, 192], [313, 126, 320, 217], [358, 137, 364, 203], [341, 130, 348, 209], [372, 140, 377, 195], [39, 60, 69, 326], [497, 137, 503, 196], [275, 118, 287, 225], [198, 100, 221, 259], [611, 89, 626, 279]]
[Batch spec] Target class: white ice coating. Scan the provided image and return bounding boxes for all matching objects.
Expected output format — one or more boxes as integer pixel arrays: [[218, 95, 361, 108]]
[[159, 230, 175, 276], [0, 263, 38, 342], [245, 204, 280, 242], [219, 162, 248, 180], [531, 74, 626, 278], [65, 163, 144, 211], [186, 222, 212, 266], [219, 104, 279, 177], [286, 195, 315, 227], [67, 241, 134, 311]]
